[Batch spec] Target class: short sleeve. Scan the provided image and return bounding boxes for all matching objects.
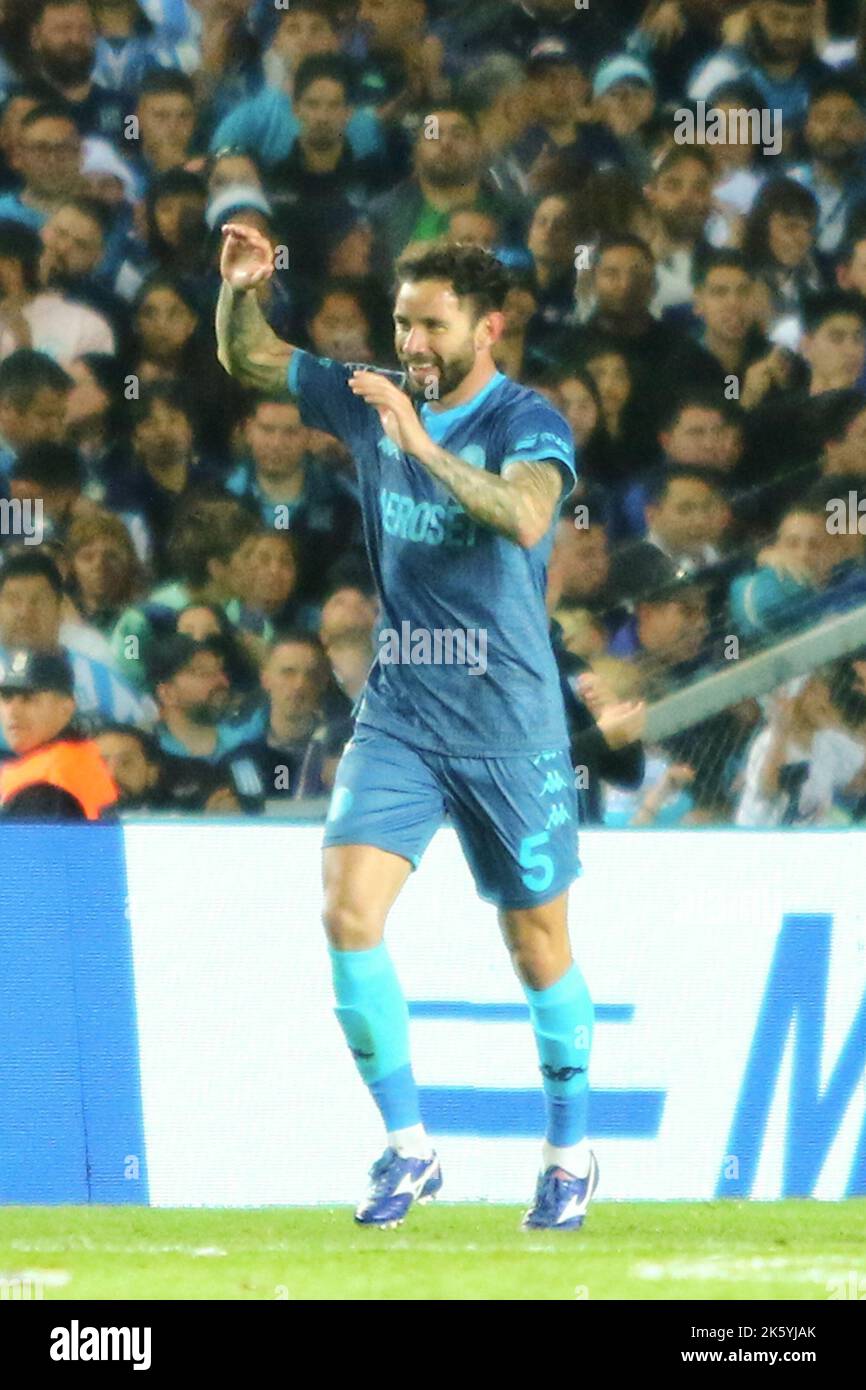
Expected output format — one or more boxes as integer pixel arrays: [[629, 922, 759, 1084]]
[[500, 397, 578, 497], [288, 349, 375, 446]]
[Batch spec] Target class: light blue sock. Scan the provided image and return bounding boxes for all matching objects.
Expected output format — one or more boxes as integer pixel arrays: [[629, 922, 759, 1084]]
[[329, 943, 421, 1131], [524, 963, 594, 1147]]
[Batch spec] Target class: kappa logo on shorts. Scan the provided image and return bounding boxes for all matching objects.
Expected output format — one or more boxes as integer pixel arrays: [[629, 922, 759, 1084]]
[[541, 770, 568, 795], [545, 803, 572, 829]]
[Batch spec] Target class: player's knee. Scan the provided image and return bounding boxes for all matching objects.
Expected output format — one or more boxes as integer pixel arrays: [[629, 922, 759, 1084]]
[[322, 896, 384, 951], [503, 913, 571, 989]]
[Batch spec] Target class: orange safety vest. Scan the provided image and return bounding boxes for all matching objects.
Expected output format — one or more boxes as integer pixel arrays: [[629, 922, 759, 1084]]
[[0, 739, 119, 821]]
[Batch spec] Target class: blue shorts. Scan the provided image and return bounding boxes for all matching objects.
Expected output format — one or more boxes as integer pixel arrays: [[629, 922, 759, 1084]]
[[323, 725, 580, 909]]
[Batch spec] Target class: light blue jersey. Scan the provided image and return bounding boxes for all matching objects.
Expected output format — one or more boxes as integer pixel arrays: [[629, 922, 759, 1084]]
[[288, 352, 577, 756]]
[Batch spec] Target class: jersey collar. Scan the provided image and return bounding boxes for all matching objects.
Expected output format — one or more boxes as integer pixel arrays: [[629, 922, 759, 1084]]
[[419, 371, 506, 444]]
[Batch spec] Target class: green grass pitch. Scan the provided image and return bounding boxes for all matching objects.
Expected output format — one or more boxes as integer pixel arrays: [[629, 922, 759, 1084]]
[[1, 1202, 865, 1300]]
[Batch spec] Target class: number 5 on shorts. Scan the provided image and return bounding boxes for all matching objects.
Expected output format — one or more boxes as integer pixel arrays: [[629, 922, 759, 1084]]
[[519, 831, 554, 892]]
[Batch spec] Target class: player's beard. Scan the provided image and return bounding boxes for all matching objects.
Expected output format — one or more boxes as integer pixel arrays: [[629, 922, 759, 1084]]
[[402, 345, 477, 400]]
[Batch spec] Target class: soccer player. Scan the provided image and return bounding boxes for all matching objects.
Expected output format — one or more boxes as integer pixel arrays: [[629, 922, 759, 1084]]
[[216, 225, 597, 1230]]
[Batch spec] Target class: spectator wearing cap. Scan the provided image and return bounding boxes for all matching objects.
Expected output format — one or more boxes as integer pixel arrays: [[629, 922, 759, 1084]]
[[0, 103, 83, 231], [592, 55, 657, 183], [0, 549, 147, 738], [228, 632, 352, 809], [209, 1, 386, 173], [607, 543, 711, 693], [0, 348, 71, 476], [0, 217, 115, 364], [148, 631, 250, 763], [226, 395, 363, 605], [789, 77, 866, 256], [507, 39, 624, 195], [0, 646, 118, 818], [369, 105, 518, 276], [28, 0, 129, 142]]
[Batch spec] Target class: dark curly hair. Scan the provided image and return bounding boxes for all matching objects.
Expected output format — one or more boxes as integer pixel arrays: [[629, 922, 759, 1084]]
[[394, 241, 511, 318]]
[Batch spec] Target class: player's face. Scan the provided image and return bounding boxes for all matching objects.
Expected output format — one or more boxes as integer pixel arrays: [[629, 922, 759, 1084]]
[[394, 278, 489, 398], [0, 689, 74, 753]]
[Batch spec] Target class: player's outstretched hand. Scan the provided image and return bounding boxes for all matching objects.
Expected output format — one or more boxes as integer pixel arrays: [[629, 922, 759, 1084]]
[[220, 222, 274, 289], [349, 369, 432, 460]]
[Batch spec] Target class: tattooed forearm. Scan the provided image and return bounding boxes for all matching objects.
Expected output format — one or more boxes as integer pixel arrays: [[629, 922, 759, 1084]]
[[216, 283, 295, 393], [416, 445, 564, 548]]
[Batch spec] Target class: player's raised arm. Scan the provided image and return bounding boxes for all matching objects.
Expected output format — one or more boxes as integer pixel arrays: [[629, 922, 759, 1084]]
[[216, 223, 295, 393]]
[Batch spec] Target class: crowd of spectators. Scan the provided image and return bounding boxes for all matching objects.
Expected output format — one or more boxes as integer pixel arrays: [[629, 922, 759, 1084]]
[[1, 0, 866, 824]]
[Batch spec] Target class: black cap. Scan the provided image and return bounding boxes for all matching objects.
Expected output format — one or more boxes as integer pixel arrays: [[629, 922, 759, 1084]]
[[609, 542, 711, 607], [0, 648, 75, 695]]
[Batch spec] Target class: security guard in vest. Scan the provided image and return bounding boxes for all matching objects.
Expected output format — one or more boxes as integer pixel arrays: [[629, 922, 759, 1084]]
[[0, 649, 118, 820]]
